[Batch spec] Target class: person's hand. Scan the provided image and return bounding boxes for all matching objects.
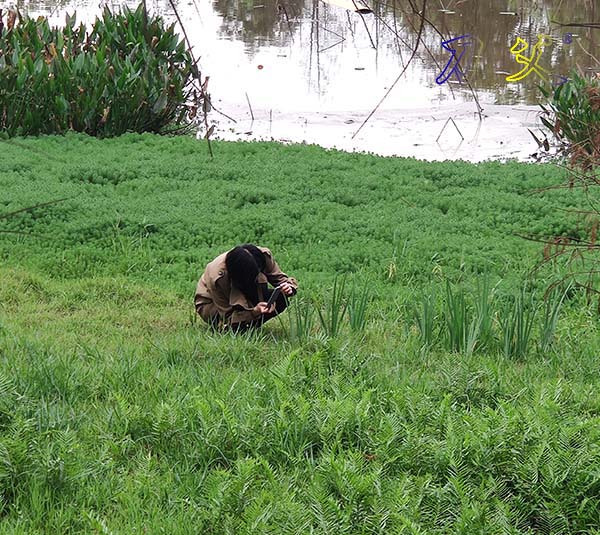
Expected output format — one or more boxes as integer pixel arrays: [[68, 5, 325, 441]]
[[254, 302, 275, 315], [279, 282, 295, 296]]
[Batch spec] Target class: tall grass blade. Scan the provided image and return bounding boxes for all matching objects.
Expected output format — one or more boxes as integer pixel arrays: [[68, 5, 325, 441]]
[[501, 287, 538, 358], [280, 296, 314, 343], [317, 274, 347, 337], [412, 288, 437, 348], [444, 281, 468, 353], [466, 275, 496, 356], [540, 283, 571, 353], [347, 278, 370, 332]]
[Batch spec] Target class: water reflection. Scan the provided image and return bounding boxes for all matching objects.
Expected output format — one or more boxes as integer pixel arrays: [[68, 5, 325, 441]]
[[208, 0, 599, 105], [213, 0, 304, 50], [2, 0, 599, 160], [5, 0, 599, 107]]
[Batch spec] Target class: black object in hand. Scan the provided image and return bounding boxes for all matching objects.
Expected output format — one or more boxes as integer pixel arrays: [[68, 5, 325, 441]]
[[265, 286, 282, 309]]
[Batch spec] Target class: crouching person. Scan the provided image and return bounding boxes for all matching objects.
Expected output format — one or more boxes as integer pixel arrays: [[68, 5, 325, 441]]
[[195, 244, 298, 333]]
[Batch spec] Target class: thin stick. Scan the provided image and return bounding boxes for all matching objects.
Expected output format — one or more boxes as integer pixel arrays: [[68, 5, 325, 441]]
[[315, 22, 345, 39], [245, 92, 255, 122], [551, 20, 600, 29], [278, 0, 294, 41], [391, 1, 450, 79], [346, 10, 356, 39], [166, 0, 202, 83], [574, 37, 600, 66], [391, 0, 405, 67], [203, 113, 213, 158], [167, 0, 219, 156], [435, 116, 463, 143], [420, 24, 483, 114], [319, 38, 346, 53], [516, 233, 600, 248], [0, 198, 72, 220], [190, 0, 203, 23], [369, 8, 440, 81], [352, 0, 427, 140], [357, 9, 376, 49], [384, 0, 483, 114]]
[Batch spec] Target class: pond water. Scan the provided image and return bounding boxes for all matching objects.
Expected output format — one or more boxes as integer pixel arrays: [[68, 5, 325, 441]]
[[4, 0, 600, 161]]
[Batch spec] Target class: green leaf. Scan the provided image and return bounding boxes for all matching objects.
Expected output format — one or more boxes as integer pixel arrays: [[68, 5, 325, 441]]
[[152, 91, 167, 114], [55, 95, 69, 115]]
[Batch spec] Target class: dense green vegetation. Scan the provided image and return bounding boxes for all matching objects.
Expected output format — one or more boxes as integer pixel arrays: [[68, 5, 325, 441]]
[[1, 134, 600, 533], [0, 5, 194, 137], [540, 73, 600, 170]]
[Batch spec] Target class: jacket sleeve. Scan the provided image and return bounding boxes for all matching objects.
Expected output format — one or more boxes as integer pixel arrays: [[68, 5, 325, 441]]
[[263, 248, 298, 293]]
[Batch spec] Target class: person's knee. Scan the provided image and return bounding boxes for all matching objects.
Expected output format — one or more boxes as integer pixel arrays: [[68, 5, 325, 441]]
[[197, 304, 221, 330]]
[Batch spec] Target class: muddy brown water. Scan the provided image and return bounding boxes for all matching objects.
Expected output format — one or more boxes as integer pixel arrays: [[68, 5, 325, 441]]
[[4, 0, 600, 161]]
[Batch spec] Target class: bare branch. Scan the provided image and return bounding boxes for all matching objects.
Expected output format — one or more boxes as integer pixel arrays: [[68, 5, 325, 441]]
[[352, 0, 427, 139]]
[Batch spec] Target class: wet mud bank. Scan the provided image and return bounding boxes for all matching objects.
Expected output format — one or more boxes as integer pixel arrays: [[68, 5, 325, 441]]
[[208, 100, 546, 162]]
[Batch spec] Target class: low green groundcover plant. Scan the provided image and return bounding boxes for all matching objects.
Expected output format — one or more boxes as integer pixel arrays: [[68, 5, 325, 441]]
[[0, 3, 195, 137], [2, 136, 600, 532]]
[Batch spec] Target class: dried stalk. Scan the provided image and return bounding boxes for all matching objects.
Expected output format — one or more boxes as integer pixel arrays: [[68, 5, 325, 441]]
[[352, 0, 427, 139]]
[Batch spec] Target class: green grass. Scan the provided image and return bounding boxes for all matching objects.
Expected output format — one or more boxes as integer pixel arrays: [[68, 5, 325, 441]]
[[1, 133, 600, 533]]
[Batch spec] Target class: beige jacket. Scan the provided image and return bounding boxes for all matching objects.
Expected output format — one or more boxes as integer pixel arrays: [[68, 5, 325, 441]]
[[195, 246, 298, 325]]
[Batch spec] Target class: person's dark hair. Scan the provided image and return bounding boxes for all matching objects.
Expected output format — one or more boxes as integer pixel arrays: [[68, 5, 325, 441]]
[[225, 244, 266, 305]]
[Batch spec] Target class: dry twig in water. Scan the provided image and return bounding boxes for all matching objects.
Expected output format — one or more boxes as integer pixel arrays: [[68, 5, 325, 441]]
[[352, 0, 427, 139]]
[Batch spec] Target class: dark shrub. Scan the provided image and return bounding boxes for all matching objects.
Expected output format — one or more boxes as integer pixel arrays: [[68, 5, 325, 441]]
[[0, 4, 195, 137], [540, 73, 600, 171]]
